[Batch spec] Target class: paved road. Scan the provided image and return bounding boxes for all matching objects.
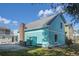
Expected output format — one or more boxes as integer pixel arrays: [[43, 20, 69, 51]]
[[0, 44, 26, 51]]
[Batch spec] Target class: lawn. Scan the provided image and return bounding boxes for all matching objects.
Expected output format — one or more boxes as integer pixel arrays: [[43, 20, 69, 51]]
[[0, 44, 79, 56]]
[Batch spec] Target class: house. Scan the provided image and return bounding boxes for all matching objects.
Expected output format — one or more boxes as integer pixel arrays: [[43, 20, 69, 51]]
[[65, 24, 74, 43], [73, 30, 79, 43], [18, 13, 66, 47], [0, 27, 17, 44]]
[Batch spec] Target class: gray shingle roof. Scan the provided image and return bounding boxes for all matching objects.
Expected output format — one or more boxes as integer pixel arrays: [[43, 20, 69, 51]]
[[25, 14, 65, 30]]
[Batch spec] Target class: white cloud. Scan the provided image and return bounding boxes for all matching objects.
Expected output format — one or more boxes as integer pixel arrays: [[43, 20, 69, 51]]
[[38, 6, 64, 18], [44, 9, 53, 15], [0, 16, 18, 26], [38, 10, 44, 17], [38, 9, 54, 17], [12, 21, 18, 26], [0, 16, 11, 24], [56, 6, 63, 13]]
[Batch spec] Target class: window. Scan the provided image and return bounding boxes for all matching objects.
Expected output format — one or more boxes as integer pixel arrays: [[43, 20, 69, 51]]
[[54, 34, 58, 42], [65, 32, 67, 34], [12, 37, 14, 42], [16, 36, 18, 41], [60, 23, 62, 29]]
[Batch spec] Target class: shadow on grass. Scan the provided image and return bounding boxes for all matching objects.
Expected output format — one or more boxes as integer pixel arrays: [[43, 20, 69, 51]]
[[0, 44, 79, 56], [0, 47, 41, 56]]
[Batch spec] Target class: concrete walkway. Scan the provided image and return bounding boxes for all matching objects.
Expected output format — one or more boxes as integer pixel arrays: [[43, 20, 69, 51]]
[[0, 44, 26, 51]]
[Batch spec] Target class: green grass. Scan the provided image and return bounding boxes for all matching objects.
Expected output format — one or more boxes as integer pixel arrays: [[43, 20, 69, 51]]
[[0, 47, 78, 56], [0, 44, 79, 56]]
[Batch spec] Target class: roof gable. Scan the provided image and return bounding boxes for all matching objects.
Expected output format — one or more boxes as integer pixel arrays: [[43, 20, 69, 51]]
[[26, 13, 66, 30]]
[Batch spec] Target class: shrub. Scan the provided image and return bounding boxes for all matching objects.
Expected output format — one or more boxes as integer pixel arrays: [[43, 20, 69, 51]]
[[65, 37, 73, 47], [27, 48, 46, 56], [27, 48, 66, 56]]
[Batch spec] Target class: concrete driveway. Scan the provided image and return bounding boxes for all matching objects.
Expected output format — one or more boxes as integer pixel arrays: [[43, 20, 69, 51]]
[[0, 44, 26, 51]]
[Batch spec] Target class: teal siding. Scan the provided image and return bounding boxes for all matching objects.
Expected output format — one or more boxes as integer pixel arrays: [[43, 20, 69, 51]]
[[24, 15, 65, 47], [48, 15, 65, 47], [25, 28, 49, 47]]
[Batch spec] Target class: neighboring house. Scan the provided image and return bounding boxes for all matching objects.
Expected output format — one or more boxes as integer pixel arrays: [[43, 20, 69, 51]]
[[18, 13, 66, 47], [13, 30, 18, 43], [65, 24, 74, 43], [73, 33, 79, 43], [0, 27, 17, 44], [73, 30, 79, 43]]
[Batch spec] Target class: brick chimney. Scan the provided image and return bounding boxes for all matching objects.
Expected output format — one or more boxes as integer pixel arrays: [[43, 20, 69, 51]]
[[19, 23, 25, 42]]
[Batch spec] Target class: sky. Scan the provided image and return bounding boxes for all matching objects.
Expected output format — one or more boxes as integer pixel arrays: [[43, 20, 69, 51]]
[[0, 3, 78, 31], [0, 3, 52, 31]]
